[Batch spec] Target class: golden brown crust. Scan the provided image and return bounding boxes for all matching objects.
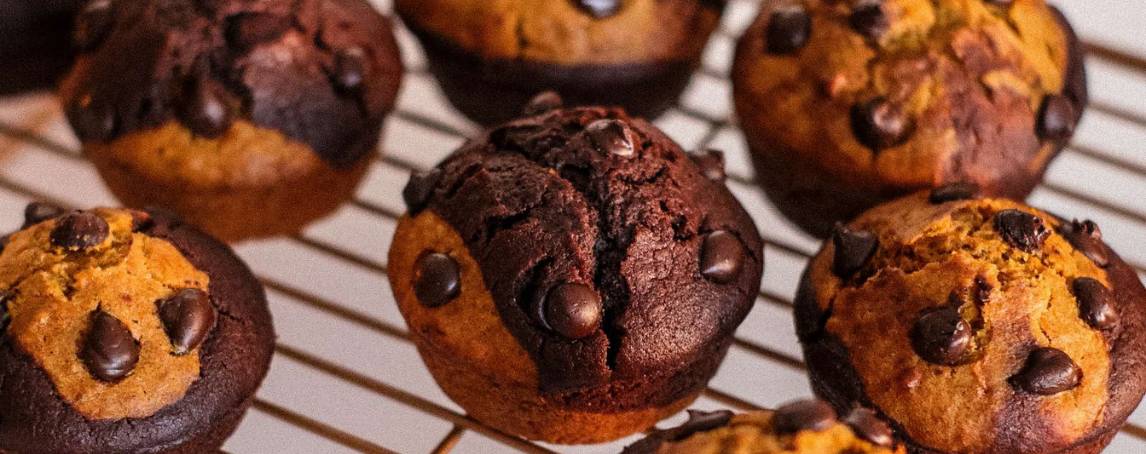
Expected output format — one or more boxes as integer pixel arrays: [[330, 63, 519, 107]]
[[394, 0, 722, 65], [0, 209, 207, 420], [733, 0, 1079, 237], [84, 121, 369, 242], [652, 411, 905, 454]]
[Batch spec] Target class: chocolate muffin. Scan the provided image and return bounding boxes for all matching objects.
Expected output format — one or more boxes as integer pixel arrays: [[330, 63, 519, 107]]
[[387, 99, 764, 443], [732, 0, 1087, 237], [623, 399, 906, 453], [0, 0, 84, 94], [0, 204, 275, 452], [60, 0, 403, 241], [395, 0, 725, 125], [794, 186, 1146, 453]]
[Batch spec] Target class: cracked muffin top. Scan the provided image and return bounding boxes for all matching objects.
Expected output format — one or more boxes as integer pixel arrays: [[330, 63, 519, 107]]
[[395, 102, 763, 405], [394, 0, 725, 65], [733, 0, 1086, 198], [0, 205, 274, 453], [61, 0, 402, 168], [623, 401, 906, 453], [794, 187, 1146, 453]]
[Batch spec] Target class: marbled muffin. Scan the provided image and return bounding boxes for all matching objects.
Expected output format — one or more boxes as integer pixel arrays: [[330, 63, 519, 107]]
[[60, 0, 403, 241], [0, 204, 275, 452], [395, 0, 726, 125], [0, 0, 84, 94], [794, 185, 1146, 453], [623, 399, 906, 453], [732, 0, 1087, 237], [388, 99, 764, 443]]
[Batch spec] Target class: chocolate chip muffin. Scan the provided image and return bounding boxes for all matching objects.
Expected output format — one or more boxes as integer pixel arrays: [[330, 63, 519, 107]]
[[387, 99, 764, 443], [623, 399, 906, 453], [794, 185, 1146, 453], [0, 0, 84, 94], [395, 0, 725, 125], [60, 0, 403, 241], [0, 204, 275, 452], [732, 0, 1087, 237]]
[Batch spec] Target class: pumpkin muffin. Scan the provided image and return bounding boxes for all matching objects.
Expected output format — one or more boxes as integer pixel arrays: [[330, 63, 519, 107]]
[[623, 399, 906, 453], [60, 0, 403, 241], [732, 0, 1087, 237], [388, 99, 764, 443], [0, 204, 275, 452], [0, 0, 84, 94], [794, 185, 1146, 453], [394, 0, 726, 125]]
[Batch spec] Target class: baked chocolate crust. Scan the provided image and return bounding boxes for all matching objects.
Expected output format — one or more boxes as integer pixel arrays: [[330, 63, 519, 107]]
[[405, 20, 699, 126], [0, 210, 275, 453], [795, 215, 1146, 454], [0, 0, 83, 94], [60, 0, 402, 168], [415, 106, 763, 410]]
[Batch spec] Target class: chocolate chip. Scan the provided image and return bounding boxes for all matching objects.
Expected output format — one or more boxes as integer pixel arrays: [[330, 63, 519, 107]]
[[585, 119, 636, 157], [1072, 277, 1118, 331], [523, 91, 564, 116], [928, 182, 980, 204], [574, 0, 621, 18], [0, 234, 9, 253], [402, 169, 442, 215], [972, 276, 992, 305], [850, 0, 889, 40], [50, 212, 109, 251], [22, 202, 65, 229], [540, 283, 601, 339], [1060, 219, 1109, 267], [831, 224, 878, 278], [766, 6, 812, 54], [1037, 94, 1077, 141], [911, 306, 972, 366], [179, 78, 233, 138], [851, 97, 914, 151], [774, 399, 838, 434], [1011, 347, 1082, 395], [674, 410, 734, 440], [129, 210, 154, 233], [994, 209, 1049, 252], [68, 99, 117, 142], [158, 288, 217, 355], [414, 253, 460, 307], [81, 310, 139, 382], [227, 13, 293, 49], [844, 408, 894, 447], [333, 47, 368, 93], [74, 0, 114, 52], [689, 149, 726, 182], [700, 231, 744, 284]]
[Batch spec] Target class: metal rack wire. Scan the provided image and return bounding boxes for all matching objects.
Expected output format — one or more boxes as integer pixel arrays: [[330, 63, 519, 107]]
[[0, 0, 1143, 452]]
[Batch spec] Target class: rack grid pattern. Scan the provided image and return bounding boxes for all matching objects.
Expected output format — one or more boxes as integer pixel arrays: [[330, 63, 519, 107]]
[[0, 0, 1144, 452]]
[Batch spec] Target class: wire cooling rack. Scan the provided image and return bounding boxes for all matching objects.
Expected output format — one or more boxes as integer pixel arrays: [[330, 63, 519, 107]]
[[0, 0, 1143, 452]]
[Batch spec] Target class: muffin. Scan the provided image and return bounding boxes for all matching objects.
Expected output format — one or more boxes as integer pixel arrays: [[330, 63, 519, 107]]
[[387, 99, 764, 443], [394, 0, 725, 125], [794, 185, 1146, 453], [623, 399, 906, 453], [0, 204, 275, 452], [0, 0, 84, 94], [732, 0, 1087, 237], [60, 0, 403, 241]]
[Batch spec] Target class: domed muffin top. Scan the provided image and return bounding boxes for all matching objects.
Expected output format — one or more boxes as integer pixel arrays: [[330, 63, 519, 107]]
[[394, 0, 725, 65], [401, 103, 763, 400], [734, 0, 1085, 195], [796, 188, 1146, 453], [623, 400, 905, 453], [0, 206, 274, 453], [61, 0, 402, 167]]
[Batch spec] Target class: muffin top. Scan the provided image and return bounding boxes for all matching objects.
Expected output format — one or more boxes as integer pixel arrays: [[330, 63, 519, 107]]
[[394, 0, 725, 65], [795, 187, 1146, 453], [733, 0, 1085, 196], [0, 205, 274, 453], [61, 0, 402, 167], [623, 400, 905, 453], [399, 101, 763, 405]]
